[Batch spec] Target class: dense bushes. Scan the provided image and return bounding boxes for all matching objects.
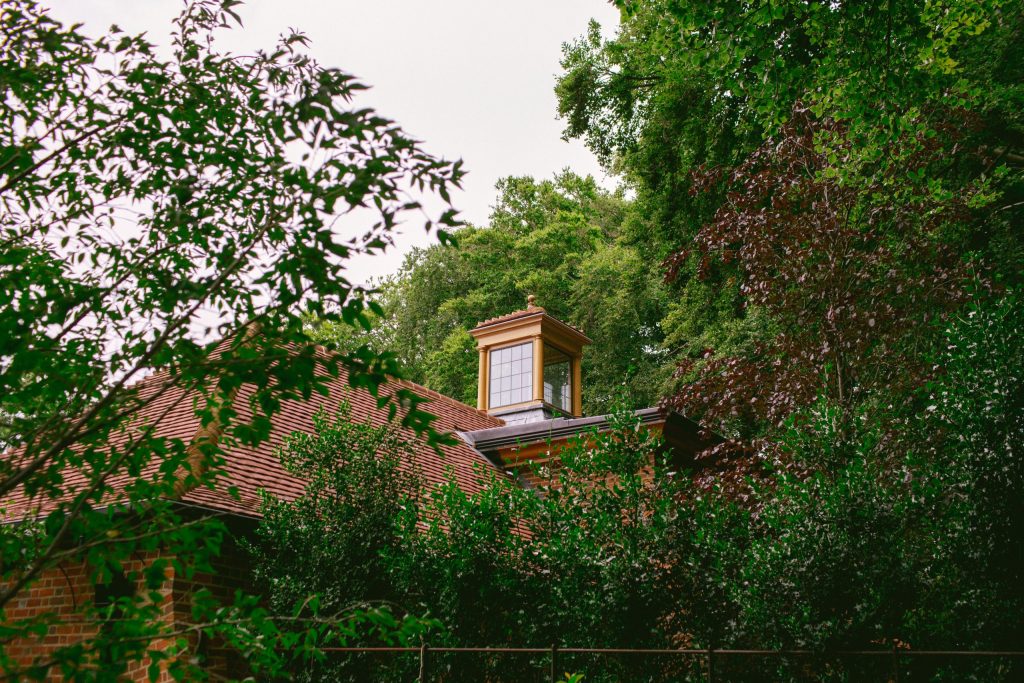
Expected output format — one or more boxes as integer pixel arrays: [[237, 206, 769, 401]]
[[252, 294, 1024, 680]]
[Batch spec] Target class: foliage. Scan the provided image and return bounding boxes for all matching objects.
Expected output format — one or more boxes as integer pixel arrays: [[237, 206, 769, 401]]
[[665, 108, 976, 440], [253, 402, 695, 682], [423, 405, 681, 680], [565, 1, 1022, 153], [317, 171, 672, 415], [557, 0, 1024, 440], [257, 285, 1024, 680], [0, 0, 461, 678], [550, 2, 1024, 677], [247, 407, 432, 681], [909, 291, 1024, 650], [257, 307, 1024, 679], [670, 291, 1024, 680]]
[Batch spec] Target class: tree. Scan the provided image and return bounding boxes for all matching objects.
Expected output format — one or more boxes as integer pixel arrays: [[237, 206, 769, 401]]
[[553, 3, 1024, 677], [253, 403, 692, 682], [0, 1, 460, 678], [324, 171, 672, 414], [557, 0, 1024, 441], [418, 405, 684, 681], [247, 408, 430, 682], [704, 291, 1024, 676], [910, 290, 1024, 652], [251, 371, 1024, 680], [665, 109, 975, 446]]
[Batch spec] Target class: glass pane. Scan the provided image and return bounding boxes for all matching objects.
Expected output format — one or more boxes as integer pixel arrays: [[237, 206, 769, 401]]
[[543, 343, 572, 413], [489, 341, 533, 408]]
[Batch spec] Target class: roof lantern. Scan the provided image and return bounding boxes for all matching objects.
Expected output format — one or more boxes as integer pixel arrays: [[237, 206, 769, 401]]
[[469, 295, 591, 425]]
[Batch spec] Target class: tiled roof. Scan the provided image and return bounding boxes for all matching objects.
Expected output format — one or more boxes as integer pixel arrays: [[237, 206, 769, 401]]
[[471, 301, 588, 339], [4, 349, 506, 520], [471, 305, 546, 330]]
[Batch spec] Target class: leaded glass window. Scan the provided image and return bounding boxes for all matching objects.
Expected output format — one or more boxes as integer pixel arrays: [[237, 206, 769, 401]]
[[489, 342, 532, 408], [543, 343, 572, 413]]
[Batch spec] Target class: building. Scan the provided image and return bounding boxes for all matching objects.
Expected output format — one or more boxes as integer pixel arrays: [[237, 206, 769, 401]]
[[3, 299, 714, 679]]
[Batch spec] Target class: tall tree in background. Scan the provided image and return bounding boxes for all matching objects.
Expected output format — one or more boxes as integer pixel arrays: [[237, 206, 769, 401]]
[[0, 0, 459, 677], [665, 109, 976, 443], [554, 0, 1024, 663], [557, 0, 1023, 441], [317, 172, 672, 415]]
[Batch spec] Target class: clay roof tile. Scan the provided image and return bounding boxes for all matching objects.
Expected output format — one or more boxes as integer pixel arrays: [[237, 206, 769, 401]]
[[3, 347, 506, 520]]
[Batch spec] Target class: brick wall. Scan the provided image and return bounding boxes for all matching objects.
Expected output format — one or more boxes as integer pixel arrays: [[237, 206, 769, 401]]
[[4, 541, 254, 681], [3, 552, 175, 681], [4, 561, 96, 678], [169, 539, 253, 679]]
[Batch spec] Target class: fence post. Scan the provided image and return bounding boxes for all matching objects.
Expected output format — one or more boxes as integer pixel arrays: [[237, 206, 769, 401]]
[[550, 643, 559, 683], [419, 642, 429, 682], [891, 644, 899, 683], [707, 647, 715, 683]]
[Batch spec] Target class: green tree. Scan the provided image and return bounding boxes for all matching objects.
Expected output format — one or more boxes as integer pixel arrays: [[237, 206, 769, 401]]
[[247, 408, 430, 682], [253, 403, 692, 682], [0, 1, 460, 678], [419, 405, 683, 681], [328, 171, 672, 415], [701, 293, 1024, 678], [910, 291, 1024, 651], [553, 5, 1024, 677], [557, 0, 1024, 438], [252, 363, 1024, 680]]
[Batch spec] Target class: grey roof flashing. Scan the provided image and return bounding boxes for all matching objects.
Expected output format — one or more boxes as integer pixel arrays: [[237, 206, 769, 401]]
[[460, 407, 664, 452]]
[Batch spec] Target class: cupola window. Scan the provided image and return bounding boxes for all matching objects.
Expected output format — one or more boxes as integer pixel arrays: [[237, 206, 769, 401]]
[[543, 343, 572, 413], [489, 341, 533, 408]]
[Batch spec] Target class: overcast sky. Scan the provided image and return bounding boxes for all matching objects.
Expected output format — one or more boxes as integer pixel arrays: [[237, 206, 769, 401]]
[[44, 1, 620, 284]]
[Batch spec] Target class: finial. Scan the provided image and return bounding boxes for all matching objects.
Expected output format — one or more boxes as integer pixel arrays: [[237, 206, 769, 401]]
[[527, 294, 537, 308]]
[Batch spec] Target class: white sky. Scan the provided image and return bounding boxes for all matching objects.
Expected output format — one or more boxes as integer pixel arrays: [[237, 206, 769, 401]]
[[44, 0, 620, 285]]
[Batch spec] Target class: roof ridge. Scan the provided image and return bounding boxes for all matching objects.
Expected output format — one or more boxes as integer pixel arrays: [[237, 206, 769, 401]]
[[472, 306, 544, 330], [392, 377, 503, 424], [130, 337, 503, 427], [470, 305, 588, 339]]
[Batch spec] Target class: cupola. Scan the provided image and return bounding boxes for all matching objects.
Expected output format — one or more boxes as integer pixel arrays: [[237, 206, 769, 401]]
[[469, 296, 591, 425]]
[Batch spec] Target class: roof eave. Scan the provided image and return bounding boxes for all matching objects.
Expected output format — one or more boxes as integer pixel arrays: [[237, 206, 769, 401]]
[[460, 407, 663, 451]]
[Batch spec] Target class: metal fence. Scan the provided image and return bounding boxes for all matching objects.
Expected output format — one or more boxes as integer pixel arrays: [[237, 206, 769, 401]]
[[317, 645, 1024, 682]]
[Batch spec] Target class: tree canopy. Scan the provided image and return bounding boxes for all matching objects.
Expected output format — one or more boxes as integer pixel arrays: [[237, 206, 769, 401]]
[[1, 0, 459, 677], [315, 171, 673, 415], [556, 0, 1024, 440]]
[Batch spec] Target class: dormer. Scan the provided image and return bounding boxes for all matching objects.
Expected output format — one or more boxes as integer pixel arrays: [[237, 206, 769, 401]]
[[470, 296, 591, 425]]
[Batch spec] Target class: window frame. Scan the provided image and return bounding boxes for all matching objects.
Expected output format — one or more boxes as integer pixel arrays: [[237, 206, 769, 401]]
[[487, 340, 534, 409], [541, 341, 574, 414]]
